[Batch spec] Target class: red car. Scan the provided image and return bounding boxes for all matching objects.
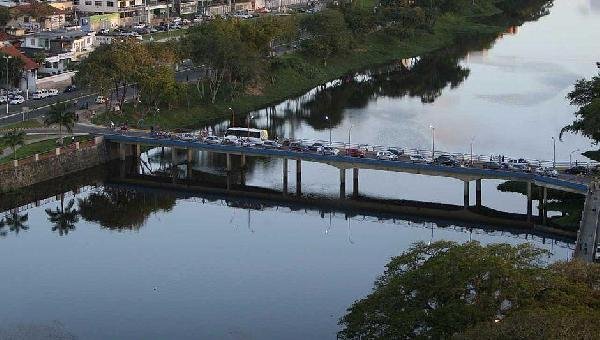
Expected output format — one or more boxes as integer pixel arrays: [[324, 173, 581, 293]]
[[346, 148, 365, 158]]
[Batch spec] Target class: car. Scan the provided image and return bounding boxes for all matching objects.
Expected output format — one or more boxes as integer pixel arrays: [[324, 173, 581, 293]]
[[308, 142, 324, 152], [387, 148, 404, 156], [99, 28, 110, 35], [95, 96, 106, 104], [0, 95, 7, 103], [47, 89, 59, 96], [289, 142, 307, 152], [434, 155, 460, 166], [32, 90, 48, 99], [535, 166, 558, 177], [261, 140, 281, 149], [9, 97, 24, 105], [565, 165, 588, 175], [222, 137, 241, 146], [346, 148, 365, 158], [203, 136, 221, 144], [322, 146, 339, 156], [482, 161, 502, 170], [64, 85, 77, 93], [595, 245, 600, 262], [409, 154, 427, 163], [376, 150, 399, 161], [506, 158, 529, 167], [133, 23, 146, 29]]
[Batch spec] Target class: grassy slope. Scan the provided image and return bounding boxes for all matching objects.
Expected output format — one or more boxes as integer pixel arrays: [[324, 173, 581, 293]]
[[0, 135, 92, 164], [97, 11, 505, 130]]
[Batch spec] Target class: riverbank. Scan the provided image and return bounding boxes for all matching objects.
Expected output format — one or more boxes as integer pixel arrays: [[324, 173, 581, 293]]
[[94, 9, 516, 130]]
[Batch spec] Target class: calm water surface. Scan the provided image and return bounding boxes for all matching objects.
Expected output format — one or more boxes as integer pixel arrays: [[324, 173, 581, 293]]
[[1, 0, 598, 338]]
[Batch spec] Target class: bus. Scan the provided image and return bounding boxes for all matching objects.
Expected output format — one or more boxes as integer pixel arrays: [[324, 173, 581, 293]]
[[225, 128, 269, 141]]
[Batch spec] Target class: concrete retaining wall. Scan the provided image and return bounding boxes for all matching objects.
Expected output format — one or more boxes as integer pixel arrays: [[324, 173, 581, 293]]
[[0, 138, 113, 193]]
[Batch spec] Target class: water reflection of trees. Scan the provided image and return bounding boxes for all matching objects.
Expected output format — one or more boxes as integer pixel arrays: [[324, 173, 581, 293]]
[[45, 194, 79, 236], [0, 211, 29, 236], [78, 188, 176, 231]]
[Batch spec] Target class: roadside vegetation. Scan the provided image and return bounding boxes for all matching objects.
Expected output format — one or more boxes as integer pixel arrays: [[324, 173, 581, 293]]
[[0, 135, 91, 164], [561, 62, 600, 161], [339, 241, 600, 339], [79, 0, 554, 130]]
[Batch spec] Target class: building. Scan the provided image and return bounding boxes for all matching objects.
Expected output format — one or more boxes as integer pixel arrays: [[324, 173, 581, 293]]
[[74, 0, 146, 26], [8, 3, 67, 31], [174, 0, 197, 16], [21, 29, 96, 61], [0, 42, 38, 92]]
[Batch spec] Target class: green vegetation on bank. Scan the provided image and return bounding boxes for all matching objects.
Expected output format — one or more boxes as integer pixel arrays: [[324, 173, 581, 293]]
[[82, 0, 554, 130], [339, 241, 600, 339], [0, 135, 91, 164], [0, 120, 43, 131]]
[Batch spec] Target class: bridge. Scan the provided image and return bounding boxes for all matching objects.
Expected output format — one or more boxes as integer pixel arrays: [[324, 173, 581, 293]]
[[101, 132, 591, 226]]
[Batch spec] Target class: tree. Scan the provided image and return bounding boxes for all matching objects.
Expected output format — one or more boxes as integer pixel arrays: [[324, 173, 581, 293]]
[[0, 6, 11, 27], [44, 103, 75, 145], [300, 10, 353, 65], [184, 18, 265, 103], [561, 63, 600, 143], [0, 52, 25, 88], [2, 211, 29, 235], [339, 241, 600, 339], [0, 129, 25, 161], [45, 195, 79, 236]]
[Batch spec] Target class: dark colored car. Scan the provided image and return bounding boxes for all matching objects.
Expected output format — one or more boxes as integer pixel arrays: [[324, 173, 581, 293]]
[[482, 161, 502, 170], [346, 148, 365, 158], [290, 142, 306, 152], [308, 142, 324, 152], [64, 85, 77, 93], [387, 148, 404, 156], [565, 166, 588, 175], [434, 155, 459, 166]]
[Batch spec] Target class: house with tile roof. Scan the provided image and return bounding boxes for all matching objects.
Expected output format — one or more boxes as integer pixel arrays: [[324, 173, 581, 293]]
[[0, 42, 38, 93]]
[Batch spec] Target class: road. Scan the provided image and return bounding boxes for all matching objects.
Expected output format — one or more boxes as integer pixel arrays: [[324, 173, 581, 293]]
[[575, 182, 600, 262], [0, 67, 204, 126]]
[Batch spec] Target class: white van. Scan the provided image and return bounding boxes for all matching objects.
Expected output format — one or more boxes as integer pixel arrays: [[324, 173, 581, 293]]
[[32, 90, 49, 99]]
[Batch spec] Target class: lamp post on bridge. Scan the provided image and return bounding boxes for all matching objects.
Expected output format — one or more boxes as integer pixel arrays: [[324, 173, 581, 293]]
[[570, 148, 580, 167], [347, 124, 354, 149], [229, 107, 235, 127], [430, 125, 436, 159], [247, 114, 254, 138], [470, 137, 475, 165], [552, 136, 556, 169], [325, 115, 331, 145]]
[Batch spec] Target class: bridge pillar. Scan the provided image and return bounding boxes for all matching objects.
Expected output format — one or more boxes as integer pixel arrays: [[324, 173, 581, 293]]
[[186, 149, 193, 179], [283, 158, 288, 195], [475, 179, 481, 208], [118, 143, 126, 161], [171, 147, 177, 164], [340, 169, 346, 199], [296, 159, 302, 196], [241, 154, 247, 169], [353, 168, 359, 198], [135, 144, 141, 157], [542, 187, 548, 224], [527, 182, 533, 223], [463, 181, 470, 209], [226, 153, 232, 172]]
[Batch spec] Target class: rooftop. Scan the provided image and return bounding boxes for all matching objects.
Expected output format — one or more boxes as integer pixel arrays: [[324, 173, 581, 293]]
[[0, 43, 39, 70]]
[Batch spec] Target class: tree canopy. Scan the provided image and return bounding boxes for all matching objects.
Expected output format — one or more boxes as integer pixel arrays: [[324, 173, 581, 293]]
[[339, 241, 600, 339], [561, 63, 600, 143]]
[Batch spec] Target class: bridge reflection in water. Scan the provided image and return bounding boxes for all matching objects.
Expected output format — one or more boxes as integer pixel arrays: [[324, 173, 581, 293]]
[[109, 153, 579, 243]]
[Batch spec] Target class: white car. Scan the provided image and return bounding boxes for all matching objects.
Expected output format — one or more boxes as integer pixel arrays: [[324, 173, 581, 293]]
[[261, 140, 281, 149], [133, 24, 146, 29], [0, 95, 7, 103], [95, 96, 106, 104], [32, 90, 48, 99], [203, 135, 221, 144], [9, 97, 24, 105], [322, 146, 340, 156], [410, 154, 427, 163], [535, 166, 558, 177], [47, 89, 59, 96], [376, 151, 399, 161]]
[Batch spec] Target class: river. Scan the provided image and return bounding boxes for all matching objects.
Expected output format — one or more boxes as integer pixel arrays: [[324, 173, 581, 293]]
[[1, 0, 599, 338]]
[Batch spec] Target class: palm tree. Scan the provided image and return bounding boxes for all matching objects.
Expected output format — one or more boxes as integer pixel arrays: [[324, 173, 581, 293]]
[[0, 217, 6, 238], [44, 103, 75, 145], [45, 195, 79, 236], [3, 211, 29, 234], [0, 129, 26, 161]]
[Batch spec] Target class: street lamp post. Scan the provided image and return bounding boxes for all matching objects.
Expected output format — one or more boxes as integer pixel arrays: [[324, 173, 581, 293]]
[[347, 124, 354, 148], [325, 115, 331, 145], [570, 148, 580, 167], [470, 137, 474, 165], [3, 55, 12, 115], [246, 114, 254, 138], [551, 136, 556, 168], [229, 107, 235, 127], [429, 125, 435, 160]]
